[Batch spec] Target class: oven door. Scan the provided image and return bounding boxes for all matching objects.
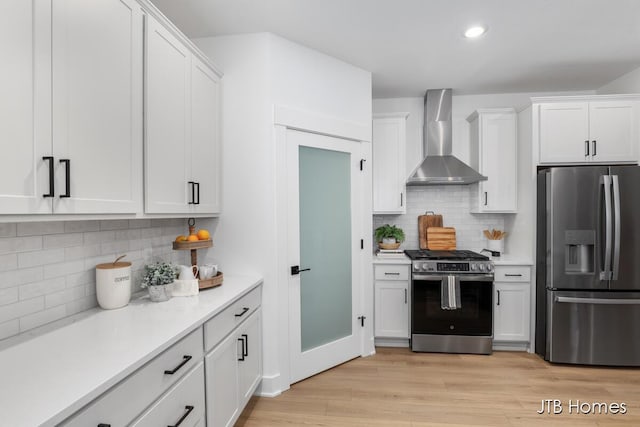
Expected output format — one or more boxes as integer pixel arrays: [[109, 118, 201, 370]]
[[412, 274, 494, 336]]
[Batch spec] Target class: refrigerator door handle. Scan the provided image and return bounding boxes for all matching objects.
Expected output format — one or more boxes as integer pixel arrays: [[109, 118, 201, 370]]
[[611, 175, 621, 280], [600, 175, 613, 280], [555, 296, 640, 305]]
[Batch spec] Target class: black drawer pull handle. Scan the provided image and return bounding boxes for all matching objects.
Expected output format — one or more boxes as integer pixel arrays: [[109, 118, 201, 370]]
[[384, 272, 400, 276], [98, 424, 111, 427], [168, 405, 194, 427], [238, 336, 246, 361], [59, 159, 71, 198], [42, 156, 55, 197], [164, 355, 192, 375], [504, 274, 523, 277], [235, 307, 250, 317]]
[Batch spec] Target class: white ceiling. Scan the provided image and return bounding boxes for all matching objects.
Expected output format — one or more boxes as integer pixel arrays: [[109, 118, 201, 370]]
[[150, 0, 640, 97]]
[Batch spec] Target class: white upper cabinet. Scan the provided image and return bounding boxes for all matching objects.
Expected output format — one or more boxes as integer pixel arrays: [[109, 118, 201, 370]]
[[0, 0, 51, 214], [0, 0, 143, 215], [145, 15, 222, 214], [535, 96, 639, 165], [468, 108, 517, 213], [372, 113, 408, 214], [52, 0, 143, 214]]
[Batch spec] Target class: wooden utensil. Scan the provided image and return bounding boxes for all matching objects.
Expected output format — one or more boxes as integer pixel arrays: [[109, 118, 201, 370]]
[[418, 211, 443, 249], [426, 227, 456, 250]]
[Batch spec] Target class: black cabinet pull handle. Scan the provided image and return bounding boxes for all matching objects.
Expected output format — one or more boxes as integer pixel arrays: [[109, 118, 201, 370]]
[[235, 307, 249, 317], [404, 288, 407, 304], [484, 191, 488, 206], [188, 181, 195, 204], [497, 289, 501, 305], [585, 140, 589, 157], [400, 192, 403, 207], [167, 405, 194, 427], [42, 156, 55, 197], [504, 274, 522, 277], [238, 337, 246, 361], [242, 333, 248, 357], [98, 424, 111, 427], [163, 355, 192, 375], [592, 140, 597, 157], [384, 272, 400, 276], [59, 159, 70, 198], [195, 182, 200, 205]]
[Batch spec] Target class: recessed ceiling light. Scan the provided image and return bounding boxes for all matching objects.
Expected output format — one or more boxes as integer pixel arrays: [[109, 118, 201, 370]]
[[464, 26, 487, 38]]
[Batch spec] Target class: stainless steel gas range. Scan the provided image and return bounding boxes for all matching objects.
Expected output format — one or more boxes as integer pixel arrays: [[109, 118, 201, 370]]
[[405, 250, 494, 355]]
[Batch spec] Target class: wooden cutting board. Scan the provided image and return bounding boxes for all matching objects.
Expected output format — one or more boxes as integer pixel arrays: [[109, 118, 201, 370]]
[[426, 227, 456, 250], [418, 212, 443, 249]]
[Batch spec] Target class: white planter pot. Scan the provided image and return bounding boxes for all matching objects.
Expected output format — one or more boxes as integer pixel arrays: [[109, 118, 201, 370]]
[[148, 283, 172, 302]]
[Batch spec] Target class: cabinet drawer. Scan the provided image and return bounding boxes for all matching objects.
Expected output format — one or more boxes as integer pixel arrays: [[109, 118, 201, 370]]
[[132, 362, 205, 427], [63, 327, 203, 427], [494, 266, 530, 282], [204, 286, 262, 351], [374, 264, 409, 281]]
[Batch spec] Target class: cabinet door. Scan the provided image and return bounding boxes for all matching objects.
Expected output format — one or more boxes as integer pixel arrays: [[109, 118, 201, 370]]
[[374, 281, 409, 338], [238, 309, 262, 408], [190, 56, 222, 214], [589, 101, 638, 163], [205, 328, 240, 427], [372, 116, 406, 214], [539, 103, 589, 163], [479, 112, 517, 212], [145, 15, 191, 213], [0, 0, 51, 213], [494, 283, 530, 342], [52, 0, 143, 213]]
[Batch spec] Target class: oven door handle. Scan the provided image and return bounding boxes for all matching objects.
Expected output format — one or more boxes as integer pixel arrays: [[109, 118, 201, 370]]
[[412, 274, 494, 282]]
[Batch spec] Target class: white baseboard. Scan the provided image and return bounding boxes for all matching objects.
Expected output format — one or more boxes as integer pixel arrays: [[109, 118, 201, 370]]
[[493, 342, 530, 352], [254, 373, 286, 398], [375, 338, 410, 348]]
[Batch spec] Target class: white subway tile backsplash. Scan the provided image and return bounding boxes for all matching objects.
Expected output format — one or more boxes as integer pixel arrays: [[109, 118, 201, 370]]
[[43, 233, 83, 249], [0, 254, 18, 272], [0, 320, 19, 340], [0, 219, 192, 342], [17, 221, 65, 236], [0, 297, 44, 323], [0, 236, 43, 255], [43, 260, 85, 280], [17, 248, 65, 268], [19, 305, 66, 331], [0, 287, 19, 306], [19, 277, 66, 300]]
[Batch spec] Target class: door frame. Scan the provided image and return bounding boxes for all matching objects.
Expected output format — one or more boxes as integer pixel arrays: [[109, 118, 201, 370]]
[[273, 106, 373, 393]]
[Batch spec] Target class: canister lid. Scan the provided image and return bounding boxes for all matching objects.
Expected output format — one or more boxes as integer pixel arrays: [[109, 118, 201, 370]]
[[96, 262, 132, 269]]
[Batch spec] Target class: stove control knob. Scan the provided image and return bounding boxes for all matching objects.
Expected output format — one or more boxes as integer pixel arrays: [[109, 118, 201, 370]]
[[422, 263, 429, 271], [479, 264, 486, 272], [471, 263, 477, 271], [414, 264, 420, 271], [487, 264, 493, 272]]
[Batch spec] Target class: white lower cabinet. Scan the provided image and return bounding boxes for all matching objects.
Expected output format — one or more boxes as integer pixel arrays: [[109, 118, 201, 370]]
[[374, 263, 410, 344], [493, 265, 531, 345], [205, 308, 262, 427]]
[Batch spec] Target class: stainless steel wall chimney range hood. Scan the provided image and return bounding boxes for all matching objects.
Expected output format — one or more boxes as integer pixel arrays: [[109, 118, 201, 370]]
[[406, 89, 487, 185]]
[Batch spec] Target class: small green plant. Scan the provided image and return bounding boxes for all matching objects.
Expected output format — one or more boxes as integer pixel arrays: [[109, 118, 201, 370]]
[[374, 224, 405, 243], [141, 262, 177, 288]]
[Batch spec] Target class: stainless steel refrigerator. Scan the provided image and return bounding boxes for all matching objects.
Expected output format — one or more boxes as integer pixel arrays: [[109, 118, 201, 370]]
[[536, 165, 640, 366]]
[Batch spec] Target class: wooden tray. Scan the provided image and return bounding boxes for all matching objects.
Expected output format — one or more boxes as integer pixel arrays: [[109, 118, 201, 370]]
[[426, 227, 456, 250], [418, 212, 443, 250], [173, 239, 213, 250], [199, 271, 223, 290]]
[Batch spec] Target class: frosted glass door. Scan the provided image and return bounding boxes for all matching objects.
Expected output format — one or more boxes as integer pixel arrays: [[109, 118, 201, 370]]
[[299, 146, 352, 351], [287, 129, 362, 384]]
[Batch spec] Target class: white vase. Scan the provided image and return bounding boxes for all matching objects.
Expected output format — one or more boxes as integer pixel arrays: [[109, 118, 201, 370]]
[[148, 283, 172, 302]]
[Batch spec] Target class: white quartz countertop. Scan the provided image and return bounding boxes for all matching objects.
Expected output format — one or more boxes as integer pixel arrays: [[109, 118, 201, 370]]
[[490, 254, 534, 266], [372, 254, 411, 264], [0, 274, 263, 427]]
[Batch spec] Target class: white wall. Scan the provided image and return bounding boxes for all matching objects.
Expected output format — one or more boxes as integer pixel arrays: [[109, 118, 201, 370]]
[[194, 33, 372, 396], [597, 66, 640, 94]]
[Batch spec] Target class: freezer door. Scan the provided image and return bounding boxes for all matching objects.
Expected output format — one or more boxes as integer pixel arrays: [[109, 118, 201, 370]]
[[547, 167, 609, 290], [547, 290, 640, 366], [609, 166, 640, 290]]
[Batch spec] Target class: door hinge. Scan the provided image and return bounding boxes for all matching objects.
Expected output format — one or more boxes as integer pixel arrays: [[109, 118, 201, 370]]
[[358, 315, 366, 327], [360, 239, 364, 250], [360, 158, 366, 171]]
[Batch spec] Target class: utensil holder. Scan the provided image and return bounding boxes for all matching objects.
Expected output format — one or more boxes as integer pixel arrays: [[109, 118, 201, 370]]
[[487, 239, 504, 254]]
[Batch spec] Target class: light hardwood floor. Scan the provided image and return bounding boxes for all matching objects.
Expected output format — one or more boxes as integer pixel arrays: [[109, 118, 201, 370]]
[[237, 347, 640, 426]]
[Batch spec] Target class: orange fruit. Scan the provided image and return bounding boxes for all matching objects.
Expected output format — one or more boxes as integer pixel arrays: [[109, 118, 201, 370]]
[[187, 234, 199, 242], [196, 229, 210, 240], [175, 235, 187, 242]]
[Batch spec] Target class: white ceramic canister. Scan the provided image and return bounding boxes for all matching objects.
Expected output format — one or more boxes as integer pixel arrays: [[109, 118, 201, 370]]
[[96, 256, 132, 309]]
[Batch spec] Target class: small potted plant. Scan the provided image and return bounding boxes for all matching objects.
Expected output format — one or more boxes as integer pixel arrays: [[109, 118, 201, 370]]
[[141, 262, 177, 302], [374, 224, 406, 249]]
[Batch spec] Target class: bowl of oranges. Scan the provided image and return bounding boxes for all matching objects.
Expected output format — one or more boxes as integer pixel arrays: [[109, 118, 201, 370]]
[[173, 228, 212, 250]]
